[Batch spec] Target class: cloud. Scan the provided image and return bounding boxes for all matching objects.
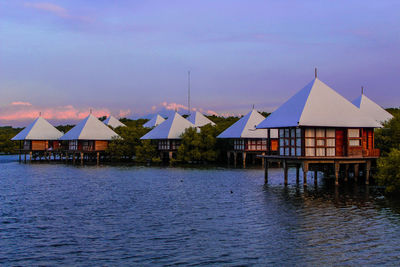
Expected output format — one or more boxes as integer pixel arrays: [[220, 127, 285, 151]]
[[11, 101, 32, 106], [24, 2, 69, 18], [23, 2, 92, 22], [156, 102, 233, 117], [0, 102, 131, 125]]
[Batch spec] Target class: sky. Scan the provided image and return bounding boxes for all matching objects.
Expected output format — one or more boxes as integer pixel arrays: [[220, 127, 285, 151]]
[[1, 0, 399, 126]]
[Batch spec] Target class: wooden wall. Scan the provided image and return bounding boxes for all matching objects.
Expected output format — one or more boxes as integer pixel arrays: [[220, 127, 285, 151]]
[[95, 141, 108, 151], [31, 140, 48, 151]]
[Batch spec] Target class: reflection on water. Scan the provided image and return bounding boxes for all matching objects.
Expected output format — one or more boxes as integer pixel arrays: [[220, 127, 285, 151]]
[[0, 155, 400, 265]]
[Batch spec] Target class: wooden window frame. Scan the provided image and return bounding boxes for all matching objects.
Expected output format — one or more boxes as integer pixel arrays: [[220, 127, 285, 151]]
[[348, 128, 362, 147], [304, 128, 336, 157]]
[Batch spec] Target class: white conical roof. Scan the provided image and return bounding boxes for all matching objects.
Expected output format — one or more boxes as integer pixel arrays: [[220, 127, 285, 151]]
[[352, 94, 393, 123], [104, 116, 126, 128], [218, 110, 277, 138], [187, 111, 216, 127], [141, 112, 195, 139], [12, 117, 63, 141], [257, 78, 382, 129], [143, 114, 166, 128], [60, 114, 119, 140]]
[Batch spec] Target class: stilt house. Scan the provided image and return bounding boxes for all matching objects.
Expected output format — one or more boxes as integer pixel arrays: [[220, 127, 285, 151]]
[[257, 76, 382, 185], [60, 114, 119, 152], [12, 116, 63, 153], [187, 111, 216, 127], [140, 112, 195, 159], [352, 92, 393, 123], [143, 114, 166, 128], [217, 109, 278, 167], [104, 116, 126, 128]]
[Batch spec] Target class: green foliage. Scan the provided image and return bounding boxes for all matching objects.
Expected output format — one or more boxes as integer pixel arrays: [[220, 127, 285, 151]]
[[106, 124, 150, 160], [135, 140, 161, 163], [377, 148, 400, 194], [56, 125, 74, 135], [176, 124, 219, 163], [0, 127, 21, 154], [98, 116, 107, 122], [375, 113, 400, 155]]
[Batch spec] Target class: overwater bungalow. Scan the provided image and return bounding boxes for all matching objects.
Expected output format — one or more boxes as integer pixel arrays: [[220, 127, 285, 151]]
[[11, 116, 63, 162], [104, 115, 127, 128], [140, 112, 195, 160], [217, 109, 278, 168], [143, 114, 166, 128], [257, 75, 382, 186], [187, 111, 216, 127], [352, 91, 393, 123], [60, 114, 120, 164]]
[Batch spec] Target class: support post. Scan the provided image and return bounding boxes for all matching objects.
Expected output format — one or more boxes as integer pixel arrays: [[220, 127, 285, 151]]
[[314, 171, 318, 186], [97, 152, 100, 166], [345, 164, 349, 182], [296, 164, 300, 184], [354, 164, 359, 182], [65, 152, 68, 163], [365, 161, 371, 185], [80, 152, 84, 165], [73, 153, 76, 164], [264, 158, 268, 184], [242, 152, 246, 168], [234, 152, 237, 168], [335, 161, 340, 186], [302, 162, 308, 186], [283, 160, 288, 186], [29, 151, 32, 163], [227, 152, 231, 166], [24, 153, 26, 163], [19, 152, 21, 163]]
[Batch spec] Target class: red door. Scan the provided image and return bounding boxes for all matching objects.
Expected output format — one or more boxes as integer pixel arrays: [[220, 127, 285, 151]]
[[335, 130, 344, 157]]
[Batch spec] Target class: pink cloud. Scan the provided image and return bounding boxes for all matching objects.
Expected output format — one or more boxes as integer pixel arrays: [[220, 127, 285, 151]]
[[11, 101, 32, 106], [156, 102, 234, 117], [0, 103, 114, 122], [23, 2, 93, 22], [118, 109, 131, 118]]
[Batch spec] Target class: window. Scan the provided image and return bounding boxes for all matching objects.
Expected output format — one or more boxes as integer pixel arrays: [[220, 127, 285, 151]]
[[158, 140, 170, 150], [234, 139, 244, 150], [305, 128, 336, 157], [69, 140, 78, 150], [246, 139, 267, 151], [348, 129, 361, 147], [279, 127, 302, 156]]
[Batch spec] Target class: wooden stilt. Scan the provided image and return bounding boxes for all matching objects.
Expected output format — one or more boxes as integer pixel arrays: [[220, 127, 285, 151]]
[[296, 164, 300, 183], [314, 171, 318, 186], [365, 161, 371, 185], [29, 152, 32, 163], [97, 152, 100, 166], [80, 152, 84, 165], [234, 152, 237, 168], [261, 152, 265, 168], [335, 161, 340, 186], [264, 158, 268, 184], [19, 153, 21, 163], [242, 152, 246, 168], [354, 164, 359, 182], [65, 152, 68, 163], [302, 162, 308, 186], [24, 153, 27, 163], [283, 160, 288, 186], [73, 153, 76, 164], [227, 152, 231, 166], [345, 164, 349, 182]]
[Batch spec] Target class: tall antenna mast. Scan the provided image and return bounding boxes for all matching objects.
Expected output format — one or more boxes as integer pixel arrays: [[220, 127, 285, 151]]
[[361, 86, 364, 95], [188, 70, 191, 115]]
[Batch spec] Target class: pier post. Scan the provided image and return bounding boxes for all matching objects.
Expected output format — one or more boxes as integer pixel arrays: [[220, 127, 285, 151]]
[[365, 161, 371, 185], [234, 152, 237, 168], [296, 164, 300, 184], [283, 160, 288, 186], [73, 153, 76, 164], [242, 152, 246, 168], [19, 153, 21, 163], [97, 152, 100, 166], [24, 153, 26, 163], [302, 162, 308, 186], [80, 152, 84, 165], [65, 152, 68, 163], [227, 152, 231, 166], [354, 164, 359, 182], [345, 164, 349, 182], [314, 171, 318, 186], [264, 159, 268, 184], [335, 161, 340, 186], [29, 152, 32, 163]]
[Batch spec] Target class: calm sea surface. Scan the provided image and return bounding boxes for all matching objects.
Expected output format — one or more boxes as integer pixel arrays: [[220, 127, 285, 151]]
[[1, 155, 400, 266]]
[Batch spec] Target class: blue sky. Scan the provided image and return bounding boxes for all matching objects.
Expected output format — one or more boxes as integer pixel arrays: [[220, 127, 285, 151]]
[[1, 0, 399, 125]]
